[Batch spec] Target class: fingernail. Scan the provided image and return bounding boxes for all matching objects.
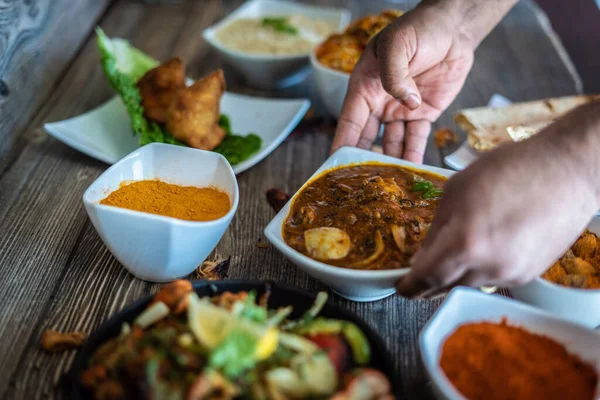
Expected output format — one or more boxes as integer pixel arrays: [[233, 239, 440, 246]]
[[403, 94, 421, 110]]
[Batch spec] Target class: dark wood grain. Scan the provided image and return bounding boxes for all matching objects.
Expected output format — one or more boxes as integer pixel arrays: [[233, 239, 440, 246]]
[[0, 0, 112, 177], [0, 1, 581, 399]]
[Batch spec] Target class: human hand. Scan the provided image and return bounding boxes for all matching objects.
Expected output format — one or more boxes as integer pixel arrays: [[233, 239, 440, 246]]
[[396, 103, 600, 298], [330, 4, 476, 163]]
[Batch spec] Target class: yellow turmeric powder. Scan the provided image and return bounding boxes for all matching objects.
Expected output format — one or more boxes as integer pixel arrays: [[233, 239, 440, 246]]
[[100, 180, 230, 222]]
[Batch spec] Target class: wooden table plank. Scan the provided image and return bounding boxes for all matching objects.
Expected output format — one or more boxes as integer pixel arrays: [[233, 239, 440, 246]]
[[0, 1, 582, 399], [0, 0, 112, 175]]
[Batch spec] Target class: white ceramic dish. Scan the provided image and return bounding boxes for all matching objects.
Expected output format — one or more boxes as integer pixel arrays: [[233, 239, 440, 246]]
[[45, 93, 310, 175], [420, 287, 600, 400], [83, 143, 239, 282], [310, 51, 350, 118], [203, 0, 350, 89], [264, 146, 455, 302], [510, 217, 600, 329]]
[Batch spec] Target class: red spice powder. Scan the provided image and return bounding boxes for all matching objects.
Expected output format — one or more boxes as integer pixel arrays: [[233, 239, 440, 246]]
[[440, 319, 598, 400]]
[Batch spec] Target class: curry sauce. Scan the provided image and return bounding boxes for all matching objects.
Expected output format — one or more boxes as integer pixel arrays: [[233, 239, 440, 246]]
[[283, 163, 446, 270]]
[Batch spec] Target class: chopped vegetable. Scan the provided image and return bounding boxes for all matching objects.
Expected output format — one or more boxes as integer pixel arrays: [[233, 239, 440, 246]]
[[81, 282, 391, 399], [296, 317, 371, 364], [209, 329, 259, 379], [261, 17, 298, 35], [134, 301, 170, 329]]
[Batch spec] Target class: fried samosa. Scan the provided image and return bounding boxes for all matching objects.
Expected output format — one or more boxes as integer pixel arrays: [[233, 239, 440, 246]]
[[137, 57, 186, 123], [166, 69, 226, 150]]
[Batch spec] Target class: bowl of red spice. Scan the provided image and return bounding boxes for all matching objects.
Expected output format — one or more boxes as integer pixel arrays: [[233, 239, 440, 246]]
[[83, 143, 239, 282], [420, 287, 600, 400]]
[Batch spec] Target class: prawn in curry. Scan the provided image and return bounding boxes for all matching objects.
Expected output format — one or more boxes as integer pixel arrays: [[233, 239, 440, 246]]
[[283, 163, 446, 270]]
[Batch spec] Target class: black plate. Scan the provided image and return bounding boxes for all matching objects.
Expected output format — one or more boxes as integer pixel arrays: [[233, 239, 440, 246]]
[[70, 280, 397, 398]]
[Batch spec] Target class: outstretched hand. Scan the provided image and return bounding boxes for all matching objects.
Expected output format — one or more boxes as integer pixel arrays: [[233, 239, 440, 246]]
[[331, 5, 475, 163]]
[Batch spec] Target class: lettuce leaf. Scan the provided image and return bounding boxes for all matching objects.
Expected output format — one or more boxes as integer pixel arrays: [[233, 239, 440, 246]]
[[96, 28, 183, 146]]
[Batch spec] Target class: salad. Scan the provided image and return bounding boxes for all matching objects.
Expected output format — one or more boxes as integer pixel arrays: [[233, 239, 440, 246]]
[[80, 280, 394, 399]]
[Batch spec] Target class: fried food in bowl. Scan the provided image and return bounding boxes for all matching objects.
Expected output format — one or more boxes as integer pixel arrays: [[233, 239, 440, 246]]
[[311, 10, 403, 117], [510, 218, 600, 328]]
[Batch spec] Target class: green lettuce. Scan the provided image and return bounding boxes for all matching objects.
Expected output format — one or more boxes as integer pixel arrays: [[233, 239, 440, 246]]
[[96, 29, 262, 164], [96, 28, 183, 146]]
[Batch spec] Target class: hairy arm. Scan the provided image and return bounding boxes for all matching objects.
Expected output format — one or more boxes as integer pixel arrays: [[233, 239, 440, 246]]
[[428, 0, 520, 49], [397, 100, 600, 298]]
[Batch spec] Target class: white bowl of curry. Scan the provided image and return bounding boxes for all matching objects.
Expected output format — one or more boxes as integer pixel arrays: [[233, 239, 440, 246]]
[[510, 217, 600, 329], [265, 146, 454, 302], [83, 143, 238, 282]]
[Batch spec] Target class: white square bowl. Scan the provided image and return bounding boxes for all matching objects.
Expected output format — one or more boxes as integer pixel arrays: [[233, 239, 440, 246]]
[[420, 287, 600, 400], [510, 217, 600, 329], [203, 0, 351, 88], [264, 146, 455, 302], [83, 143, 239, 282]]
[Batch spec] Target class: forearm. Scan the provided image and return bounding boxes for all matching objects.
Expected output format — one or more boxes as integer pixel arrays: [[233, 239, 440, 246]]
[[545, 100, 600, 206], [421, 0, 519, 48]]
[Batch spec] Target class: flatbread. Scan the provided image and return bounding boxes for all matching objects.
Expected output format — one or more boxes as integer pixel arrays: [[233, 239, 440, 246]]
[[506, 121, 552, 142], [455, 95, 599, 151]]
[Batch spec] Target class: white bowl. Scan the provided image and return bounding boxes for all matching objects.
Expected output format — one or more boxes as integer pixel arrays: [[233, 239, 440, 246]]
[[309, 50, 350, 118], [420, 287, 600, 400], [264, 146, 455, 302], [510, 217, 600, 329], [203, 0, 350, 89], [83, 143, 239, 282]]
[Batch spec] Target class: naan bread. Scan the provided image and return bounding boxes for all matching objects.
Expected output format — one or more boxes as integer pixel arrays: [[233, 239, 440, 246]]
[[455, 95, 599, 151]]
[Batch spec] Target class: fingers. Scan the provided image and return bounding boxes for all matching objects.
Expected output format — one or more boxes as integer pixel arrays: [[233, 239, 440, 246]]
[[375, 29, 421, 110], [402, 120, 431, 163], [382, 121, 405, 158], [357, 114, 382, 150], [331, 92, 371, 154], [396, 224, 468, 298]]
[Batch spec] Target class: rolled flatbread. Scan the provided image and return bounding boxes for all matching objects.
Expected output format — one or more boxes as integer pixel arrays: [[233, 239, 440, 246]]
[[455, 95, 599, 151]]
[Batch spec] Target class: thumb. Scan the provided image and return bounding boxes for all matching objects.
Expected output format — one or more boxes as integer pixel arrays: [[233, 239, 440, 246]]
[[375, 31, 421, 110]]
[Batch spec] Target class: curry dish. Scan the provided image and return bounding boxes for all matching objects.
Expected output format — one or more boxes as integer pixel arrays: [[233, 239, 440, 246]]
[[316, 10, 403, 73], [283, 163, 446, 270], [543, 230, 600, 289]]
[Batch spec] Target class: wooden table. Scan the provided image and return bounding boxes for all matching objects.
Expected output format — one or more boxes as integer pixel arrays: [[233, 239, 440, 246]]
[[0, 1, 582, 399]]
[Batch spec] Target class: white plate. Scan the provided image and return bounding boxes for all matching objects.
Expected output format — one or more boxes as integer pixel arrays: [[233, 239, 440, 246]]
[[264, 146, 455, 302], [44, 93, 310, 175], [420, 287, 600, 400]]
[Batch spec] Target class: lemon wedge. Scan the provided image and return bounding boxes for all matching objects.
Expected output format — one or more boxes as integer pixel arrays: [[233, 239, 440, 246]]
[[255, 327, 279, 360], [188, 292, 281, 360], [188, 292, 235, 349]]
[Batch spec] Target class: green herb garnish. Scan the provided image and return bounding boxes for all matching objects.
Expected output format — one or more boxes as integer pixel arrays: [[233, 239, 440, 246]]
[[410, 176, 443, 199], [261, 17, 298, 35], [422, 188, 443, 199], [410, 181, 434, 192], [214, 116, 262, 166]]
